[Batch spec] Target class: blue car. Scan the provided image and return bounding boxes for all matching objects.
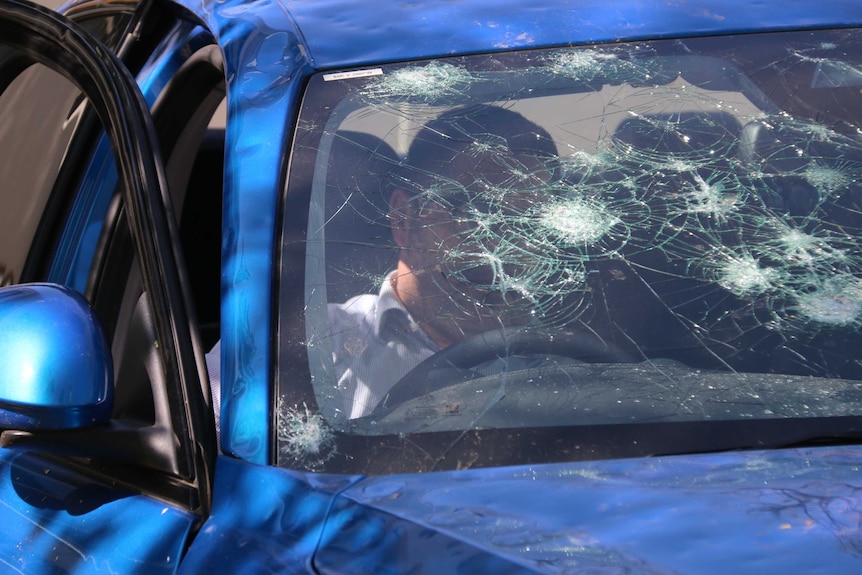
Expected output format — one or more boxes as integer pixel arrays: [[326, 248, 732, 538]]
[[3, 0, 862, 571]]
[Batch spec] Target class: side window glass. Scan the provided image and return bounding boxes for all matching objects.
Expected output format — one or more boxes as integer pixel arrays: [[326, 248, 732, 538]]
[[0, 60, 85, 285]]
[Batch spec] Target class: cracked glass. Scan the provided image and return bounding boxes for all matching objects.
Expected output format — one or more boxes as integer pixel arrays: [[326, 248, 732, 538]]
[[279, 29, 862, 473]]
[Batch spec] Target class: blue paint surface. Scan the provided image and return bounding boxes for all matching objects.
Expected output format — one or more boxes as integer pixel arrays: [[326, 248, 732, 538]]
[[179, 455, 360, 574], [172, 448, 862, 574], [282, 0, 862, 68], [0, 450, 194, 574], [167, 0, 315, 463], [0, 284, 112, 429], [317, 446, 862, 573]]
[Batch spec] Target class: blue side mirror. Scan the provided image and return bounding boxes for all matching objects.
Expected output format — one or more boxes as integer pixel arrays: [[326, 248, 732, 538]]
[[0, 283, 113, 430]]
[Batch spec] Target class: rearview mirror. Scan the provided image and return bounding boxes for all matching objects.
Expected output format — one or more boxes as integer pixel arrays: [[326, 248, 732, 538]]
[[0, 283, 113, 430]]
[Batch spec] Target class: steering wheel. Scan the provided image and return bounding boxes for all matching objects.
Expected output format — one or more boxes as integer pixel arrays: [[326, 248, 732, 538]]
[[376, 328, 632, 411]]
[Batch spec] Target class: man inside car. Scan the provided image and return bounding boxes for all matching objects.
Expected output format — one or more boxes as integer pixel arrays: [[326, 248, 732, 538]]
[[328, 106, 563, 418]]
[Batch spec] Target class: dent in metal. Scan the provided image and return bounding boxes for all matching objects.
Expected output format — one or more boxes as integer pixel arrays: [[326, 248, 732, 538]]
[[316, 446, 862, 574], [173, 0, 314, 462]]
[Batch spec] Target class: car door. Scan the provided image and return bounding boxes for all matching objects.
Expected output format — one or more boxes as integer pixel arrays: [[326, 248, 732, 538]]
[[0, 0, 214, 571]]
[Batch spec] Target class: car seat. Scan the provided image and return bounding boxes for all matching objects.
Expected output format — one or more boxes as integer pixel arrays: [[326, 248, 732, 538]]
[[321, 130, 401, 303]]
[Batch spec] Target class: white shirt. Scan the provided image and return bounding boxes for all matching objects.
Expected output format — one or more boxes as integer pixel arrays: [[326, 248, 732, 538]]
[[205, 277, 429, 425], [328, 275, 441, 418]]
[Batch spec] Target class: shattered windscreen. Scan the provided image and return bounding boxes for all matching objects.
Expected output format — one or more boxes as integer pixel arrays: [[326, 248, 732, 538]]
[[279, 30, 862, 473]]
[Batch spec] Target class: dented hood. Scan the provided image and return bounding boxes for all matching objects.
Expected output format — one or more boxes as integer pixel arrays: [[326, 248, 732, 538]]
[[317, 445, 862, 573]]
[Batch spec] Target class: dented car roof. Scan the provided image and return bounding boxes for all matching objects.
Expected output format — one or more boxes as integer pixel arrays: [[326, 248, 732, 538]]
[[283, 0, 862, 68]]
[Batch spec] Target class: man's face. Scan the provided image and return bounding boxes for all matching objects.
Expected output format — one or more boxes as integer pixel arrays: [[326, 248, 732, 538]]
[[392, 149, 556, 345]]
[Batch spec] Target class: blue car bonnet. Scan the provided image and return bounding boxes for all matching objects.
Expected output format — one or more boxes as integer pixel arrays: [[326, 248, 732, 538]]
[[318, 446, 862, 573]]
